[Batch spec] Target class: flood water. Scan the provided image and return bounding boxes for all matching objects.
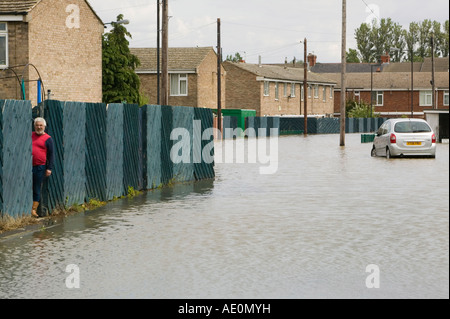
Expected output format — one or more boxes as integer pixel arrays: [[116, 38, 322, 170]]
[[0, 134, 448, 299]]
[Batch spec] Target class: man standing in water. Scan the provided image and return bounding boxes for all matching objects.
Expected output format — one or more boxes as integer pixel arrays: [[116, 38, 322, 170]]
[[32, 118, 55, 218]]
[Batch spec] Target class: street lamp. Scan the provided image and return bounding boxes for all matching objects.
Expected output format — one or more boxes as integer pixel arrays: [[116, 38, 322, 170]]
[[391, 47, 414, 118], [104, 19, 130, 28]]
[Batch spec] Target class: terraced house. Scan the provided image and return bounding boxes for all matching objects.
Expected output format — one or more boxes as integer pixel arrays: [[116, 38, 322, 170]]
[[310, 54, 450, 118], [0, 0, 104, 106], [223, 61, 336, 117]]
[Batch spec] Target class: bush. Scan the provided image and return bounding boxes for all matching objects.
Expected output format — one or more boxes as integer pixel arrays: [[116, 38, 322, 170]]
[[346, 99, 379, 118]]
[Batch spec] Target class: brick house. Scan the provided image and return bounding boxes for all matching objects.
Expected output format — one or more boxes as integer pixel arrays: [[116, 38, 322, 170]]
[[0, 0, 104, 105], [311, 55, 450, 118], [224, 61, 336, 117], [131, 47, 225, 109]]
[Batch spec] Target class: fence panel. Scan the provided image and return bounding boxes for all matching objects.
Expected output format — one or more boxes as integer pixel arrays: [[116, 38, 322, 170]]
[[0, 100, 32, 218], [86, 103, 107, 202], [106, 104, 124, 201], [172, 106, 195, 183], [144, 105, 162, 189], [63, 102, 86, 207], [42, 100, 64, 213], [160, 105, 173, 185], [123, 104, 142, 192], [194, 107, 215, 181]]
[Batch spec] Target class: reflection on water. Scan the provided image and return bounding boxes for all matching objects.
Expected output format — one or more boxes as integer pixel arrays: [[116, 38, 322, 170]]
[[0, 134, 448, 299]]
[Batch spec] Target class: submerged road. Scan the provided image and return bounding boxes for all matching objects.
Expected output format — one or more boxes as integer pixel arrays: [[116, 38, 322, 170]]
[[0, 134, 448, 299]]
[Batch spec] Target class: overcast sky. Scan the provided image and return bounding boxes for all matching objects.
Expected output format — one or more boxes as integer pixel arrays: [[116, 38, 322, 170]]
[[89, 0, 449, 64]]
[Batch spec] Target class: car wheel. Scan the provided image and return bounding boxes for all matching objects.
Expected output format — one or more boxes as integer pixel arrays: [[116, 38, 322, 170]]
[[371, 146, 377, 157], [386, 147, 391, 159]]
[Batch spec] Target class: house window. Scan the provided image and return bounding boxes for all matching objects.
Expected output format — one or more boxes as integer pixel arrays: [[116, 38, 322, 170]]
[[275, 82, 279, 100], [291, 83, 296, 98], [372, 91, 384, 106], [170, 74, 188, 96], [308, 86, 311, 98], [301, 85, 304, 101], [444, 90, 449, 106], [0, 22, 7, 68], [330, 86, 333, 99], [323, 87, 327, 102], [284, 83, 288, 97], [419, 90, 433, 106], [314, 85, 319, 98], [264, 81, 270, 96]]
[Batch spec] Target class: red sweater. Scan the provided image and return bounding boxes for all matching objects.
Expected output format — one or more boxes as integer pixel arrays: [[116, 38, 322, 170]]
[[32, 132, 55, 170]]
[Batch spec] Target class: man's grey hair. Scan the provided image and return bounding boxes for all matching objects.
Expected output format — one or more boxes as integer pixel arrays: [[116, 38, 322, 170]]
[[34, 117, 47, 126]]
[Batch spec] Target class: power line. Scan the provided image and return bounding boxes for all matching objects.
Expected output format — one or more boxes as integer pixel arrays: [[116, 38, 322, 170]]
[[361, 0, 380, 21]]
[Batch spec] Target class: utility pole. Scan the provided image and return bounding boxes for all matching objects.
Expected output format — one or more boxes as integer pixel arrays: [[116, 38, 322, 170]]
[[157, 0, 161, 105], [217, 18, 222, 135], [303, 38, 308, 136], [340, 0, 347, 146], [431, 33, 436, 110], [161, 0, 169, 106]]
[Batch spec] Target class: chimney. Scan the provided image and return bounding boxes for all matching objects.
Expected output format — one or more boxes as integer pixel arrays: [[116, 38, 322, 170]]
[[284, 57, 288, 69], [258, 55, 262, 67], [307, 53, 317, 68], [380, 52, 390, 64]]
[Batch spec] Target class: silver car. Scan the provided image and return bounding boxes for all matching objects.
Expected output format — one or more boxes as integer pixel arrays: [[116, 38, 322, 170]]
[[371, 119, 437, 158]]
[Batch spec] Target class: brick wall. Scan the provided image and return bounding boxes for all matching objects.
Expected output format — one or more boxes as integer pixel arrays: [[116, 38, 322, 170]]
[[260, 82, 334, 116], [197, 50, 225, 109], [0, 21, 29, 100], [224, 63, 261, 113], [336, 90, 450, 115], [26, 0, 103, 105]]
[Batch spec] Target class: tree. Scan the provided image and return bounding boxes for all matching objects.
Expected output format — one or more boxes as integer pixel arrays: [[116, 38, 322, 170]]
[[102, 14, 142, 104], [441, 20, 450, 57], [352, 18, 449, 63], [226, 52, 244, 62], [346, 49, 360, 63], [355, 23, 373, 62]]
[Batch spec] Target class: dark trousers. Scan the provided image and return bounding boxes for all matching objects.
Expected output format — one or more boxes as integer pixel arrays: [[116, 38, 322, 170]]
[[33, 165, 46, 202]]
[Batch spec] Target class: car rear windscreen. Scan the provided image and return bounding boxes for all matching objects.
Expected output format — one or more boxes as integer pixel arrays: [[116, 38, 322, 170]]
[[394, 121, 432, 133]]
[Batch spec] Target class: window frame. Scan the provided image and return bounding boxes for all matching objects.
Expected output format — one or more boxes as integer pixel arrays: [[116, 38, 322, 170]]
[[314, 84, 319, 99], [0, 22, 8, 69], [264, 81, 270, 96], [275, 82, 279, 101], [170, 73, 188, 96], [290, 83, 296, 98], [419, 90, 433, 107], [443, 90, 449, 106], [372, 91, 384, 106]]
